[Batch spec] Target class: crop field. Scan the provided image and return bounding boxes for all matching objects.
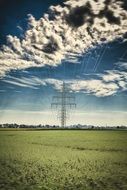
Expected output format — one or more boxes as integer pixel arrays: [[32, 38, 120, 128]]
[[0, 130, 127, 190]]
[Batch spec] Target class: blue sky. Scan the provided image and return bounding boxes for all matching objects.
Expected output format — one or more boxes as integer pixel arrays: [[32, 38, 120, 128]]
[[0, 0, 127, 125]]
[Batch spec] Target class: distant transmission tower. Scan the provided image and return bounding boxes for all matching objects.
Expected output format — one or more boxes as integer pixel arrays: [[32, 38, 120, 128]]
[[51, 81, 76, 128]]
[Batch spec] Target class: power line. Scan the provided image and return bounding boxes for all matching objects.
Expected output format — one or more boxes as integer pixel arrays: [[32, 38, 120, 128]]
[[93, 43, 108, 72]]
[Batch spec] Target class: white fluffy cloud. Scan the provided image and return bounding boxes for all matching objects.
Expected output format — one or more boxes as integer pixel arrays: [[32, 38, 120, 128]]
[[69, 79, 119, 97], [0, 0, 127, 77]]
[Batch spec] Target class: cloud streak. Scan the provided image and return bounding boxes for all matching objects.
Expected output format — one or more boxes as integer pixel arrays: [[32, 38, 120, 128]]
[[0, 0, 127, 77], [3, 69, 127, 97]]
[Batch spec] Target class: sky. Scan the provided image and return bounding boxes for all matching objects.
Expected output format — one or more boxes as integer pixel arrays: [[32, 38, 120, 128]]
[[0, 0, 127, 126]]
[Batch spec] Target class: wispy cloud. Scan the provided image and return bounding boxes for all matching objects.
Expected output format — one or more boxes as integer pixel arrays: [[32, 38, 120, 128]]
[[3, 68, 127, 97], [0, 0, 127, 77], [115, 61, 127, 70], [69, 70, 127, 96], [3, 76, 45, 89], [0, 90, 6, 92]]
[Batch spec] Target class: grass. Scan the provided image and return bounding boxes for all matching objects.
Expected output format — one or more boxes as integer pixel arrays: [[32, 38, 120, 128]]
[[0, 130, 127, 190]]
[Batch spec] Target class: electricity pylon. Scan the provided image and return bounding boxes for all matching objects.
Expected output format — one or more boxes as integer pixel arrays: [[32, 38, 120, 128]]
[[51, 81, 76, 128]]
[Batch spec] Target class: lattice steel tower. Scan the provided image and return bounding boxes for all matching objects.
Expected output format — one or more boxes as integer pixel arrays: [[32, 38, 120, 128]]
[[51, 81, 76, 128]]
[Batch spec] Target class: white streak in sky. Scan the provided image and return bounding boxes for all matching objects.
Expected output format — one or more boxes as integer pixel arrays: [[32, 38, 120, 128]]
[[3, 69, 127, 97]]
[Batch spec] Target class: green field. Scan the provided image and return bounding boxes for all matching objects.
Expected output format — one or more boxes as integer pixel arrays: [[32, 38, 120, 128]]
[[0, 130, 127, 190]]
